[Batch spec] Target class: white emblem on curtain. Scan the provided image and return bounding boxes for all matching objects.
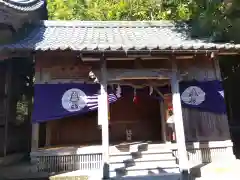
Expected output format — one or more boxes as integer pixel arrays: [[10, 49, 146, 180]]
[[218, 90, 224, 98], [62, 88, 87, 112], [181, 86, 206, 106]]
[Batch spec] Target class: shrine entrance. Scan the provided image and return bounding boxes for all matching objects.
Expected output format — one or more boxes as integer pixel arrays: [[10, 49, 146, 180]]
[[106, 78, 171, 144], [109, 88, 163, 143]]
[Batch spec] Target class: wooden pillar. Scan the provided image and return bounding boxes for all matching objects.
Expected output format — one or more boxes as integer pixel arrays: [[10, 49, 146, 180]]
[[99, 56, 110, 179], [160, 101, 167, 143], [3, 61, 13, 157], [171, 59, 189, 179], [27, 62, 34, 153], [212, 53, 221, 80], [153, 87, 167, 143], [31, 123, 39, 152], [45, 122, 51, 147]]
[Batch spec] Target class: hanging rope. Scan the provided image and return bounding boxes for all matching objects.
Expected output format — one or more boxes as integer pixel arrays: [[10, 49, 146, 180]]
[[133, 88, 138, 103], [149, 86, 153, 95], [116, 84, 122, 98]]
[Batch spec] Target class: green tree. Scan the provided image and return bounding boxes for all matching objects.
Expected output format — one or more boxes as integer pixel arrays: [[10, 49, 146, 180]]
[[47, 0, 240, 42], [47, 0, 197, 21]]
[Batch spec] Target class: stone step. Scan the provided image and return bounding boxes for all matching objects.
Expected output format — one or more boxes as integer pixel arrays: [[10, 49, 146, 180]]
[[127, 161, 178, 169], [110, 149, 175, 163], [110, 143, 175, 154], [110, 149, 173, 156], [110, 166, 180, 177], [110, 159, 178, 171], [110, 155, 133, 163], [147, 143, 177, 150], [110, 154, 176, 164], [139, 151, 174, 159], [125, 168, 180, 177], [135, 155, 176, 162], [111, 173, 181, 180]]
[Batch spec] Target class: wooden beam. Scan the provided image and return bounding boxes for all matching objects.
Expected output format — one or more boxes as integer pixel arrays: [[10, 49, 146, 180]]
[[152, 86, 164, 99], [92, 69, 173, 81], [171, 58, 189, 179], [112, 77, 169, 80], [99, 55, 110, 179], [81, 56, 193, 62], [218, 52, 239, 55], [92, 69, 188, 82], [107, 82, 169, 89]]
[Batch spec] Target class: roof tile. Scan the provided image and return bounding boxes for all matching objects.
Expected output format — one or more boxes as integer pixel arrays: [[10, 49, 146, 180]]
[[0, 0, 45, 11], [0, 20, 239, 52]]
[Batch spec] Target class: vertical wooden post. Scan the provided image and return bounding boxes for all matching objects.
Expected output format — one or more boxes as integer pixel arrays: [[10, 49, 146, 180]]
[[100, 55, 110, 179], [45, 122, 51, 147], [27, 61, 34, 153], [171, 59, 189, 179], [160, 101, 167, 143], [31, 123, 39, 152], [153, 87, 167, 143], [3, 61, 13, 157], [212, 53, 221, 80]]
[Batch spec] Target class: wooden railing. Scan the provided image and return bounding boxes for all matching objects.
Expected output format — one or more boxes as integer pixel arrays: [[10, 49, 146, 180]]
[[173, 146, 234, 165], [36, 153, 102, 173]]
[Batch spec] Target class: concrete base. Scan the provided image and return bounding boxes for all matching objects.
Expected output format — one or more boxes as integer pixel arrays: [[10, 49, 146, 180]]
[[191, 158, 240, 178], [30, 141, 235, 178], [0, 153, 25, 166], [49, 170, 181, 180]]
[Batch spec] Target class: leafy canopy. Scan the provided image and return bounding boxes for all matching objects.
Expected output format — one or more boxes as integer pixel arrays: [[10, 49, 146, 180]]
[[47, 0, 201, 21], [47, 0, 239, 42]]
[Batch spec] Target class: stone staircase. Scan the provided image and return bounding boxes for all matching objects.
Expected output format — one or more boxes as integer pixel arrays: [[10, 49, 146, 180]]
[[109, 143, 180, 178]]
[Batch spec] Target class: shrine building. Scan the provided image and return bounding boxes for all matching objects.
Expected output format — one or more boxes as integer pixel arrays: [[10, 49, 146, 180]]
[[0, 20, 239, 179]]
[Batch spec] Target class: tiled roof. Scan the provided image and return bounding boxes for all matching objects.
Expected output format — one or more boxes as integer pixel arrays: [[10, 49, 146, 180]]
[[0, 0, 45, 11], [1, 20, 240, 52]]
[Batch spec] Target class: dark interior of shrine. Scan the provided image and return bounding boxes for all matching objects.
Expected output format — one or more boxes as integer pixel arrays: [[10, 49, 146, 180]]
[[220, 55, 240, 158]]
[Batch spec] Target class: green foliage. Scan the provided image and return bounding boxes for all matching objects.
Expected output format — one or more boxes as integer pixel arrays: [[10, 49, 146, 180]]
[[190, 2, 229, 40], [47, 0, 240, 42], [47, 0, 75, 20], [47, 0, 197, 21]]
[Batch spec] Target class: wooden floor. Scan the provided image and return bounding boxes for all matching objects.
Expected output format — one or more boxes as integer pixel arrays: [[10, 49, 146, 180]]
[[41, 140, 163, 149], [34, 142, 178, 156]]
